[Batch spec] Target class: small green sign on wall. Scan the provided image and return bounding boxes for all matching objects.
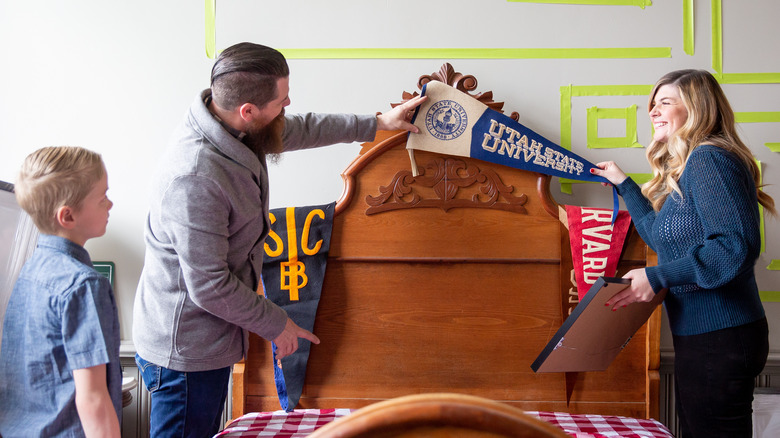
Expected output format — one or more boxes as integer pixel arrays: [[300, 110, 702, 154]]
[[93, 261, 115, 288]]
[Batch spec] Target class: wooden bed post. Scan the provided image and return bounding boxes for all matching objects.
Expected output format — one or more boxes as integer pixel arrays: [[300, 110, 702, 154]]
[[232, 360, 246, 420], [646, 248, 662, 420]]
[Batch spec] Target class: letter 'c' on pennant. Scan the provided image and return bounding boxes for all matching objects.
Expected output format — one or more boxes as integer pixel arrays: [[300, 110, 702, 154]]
[[406, 81, 620, 223]]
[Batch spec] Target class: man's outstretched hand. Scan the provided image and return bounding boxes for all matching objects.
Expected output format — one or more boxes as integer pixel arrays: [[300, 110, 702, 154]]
[[272, 317, 321, 361], [376, 95, 428, 133]]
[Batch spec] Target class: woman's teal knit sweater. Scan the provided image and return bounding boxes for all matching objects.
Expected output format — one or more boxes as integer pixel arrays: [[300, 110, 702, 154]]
[[617, 145, 765, 336]]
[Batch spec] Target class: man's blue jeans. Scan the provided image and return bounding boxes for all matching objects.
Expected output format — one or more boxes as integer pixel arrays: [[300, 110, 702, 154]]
[[136, 354, 231, 438]]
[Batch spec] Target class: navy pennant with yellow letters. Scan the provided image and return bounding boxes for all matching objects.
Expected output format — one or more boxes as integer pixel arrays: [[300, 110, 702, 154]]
[[262, 202, 335, 412]]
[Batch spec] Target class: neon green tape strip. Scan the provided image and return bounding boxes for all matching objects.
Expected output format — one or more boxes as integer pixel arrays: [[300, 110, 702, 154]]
[[560, 85, 651, 194], [768, 260, 780, 270], [706, 0, 780, 84], [683, 0, 694, 55], [570, 85, 653, 96], [711, 0, 722, 74], [735, 112, 780, 123], [278, 47, 670, 59], [585, 108, 628, 149], [759, 291, 780, 302], [627, 105, 641, 148], [586, 106, 642, 149], [559, 85, 650, 194], [587, 107, 600, 148], [628, 173, 652, 185], [766, 143, 780, 152], [205, 0, 216, 59], [592, 107, 627, 119], [590, 138, 631, 148], [561, 85, 573, 151], [586, 106, 599, 148], [720, 73, 780, 84], [506, 0, 651, 7]]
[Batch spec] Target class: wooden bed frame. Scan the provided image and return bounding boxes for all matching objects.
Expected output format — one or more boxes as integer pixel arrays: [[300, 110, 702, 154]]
[[232, 64, 661, 421]]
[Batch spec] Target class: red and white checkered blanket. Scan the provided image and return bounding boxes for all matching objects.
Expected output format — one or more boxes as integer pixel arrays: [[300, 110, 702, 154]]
[[526, 411, 674, 437], [215, 409, 674, 438]]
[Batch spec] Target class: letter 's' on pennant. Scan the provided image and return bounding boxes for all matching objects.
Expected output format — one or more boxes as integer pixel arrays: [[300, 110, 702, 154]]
[[406, 81, 619, 222]]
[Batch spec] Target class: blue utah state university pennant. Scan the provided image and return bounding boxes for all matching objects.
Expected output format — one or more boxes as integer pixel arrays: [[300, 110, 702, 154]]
[[262, 202, 335, 411], [407, 81, 619, 222]]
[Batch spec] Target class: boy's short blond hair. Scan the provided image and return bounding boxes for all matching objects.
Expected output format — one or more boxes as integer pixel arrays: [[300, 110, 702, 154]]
[[15, 146, 105, 235]]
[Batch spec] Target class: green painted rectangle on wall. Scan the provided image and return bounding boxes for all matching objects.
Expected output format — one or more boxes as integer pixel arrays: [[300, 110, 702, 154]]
[[93, 261, 115, 288]]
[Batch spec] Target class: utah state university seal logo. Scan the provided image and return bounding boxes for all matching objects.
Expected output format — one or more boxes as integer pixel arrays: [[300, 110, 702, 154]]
[[425, 99, 468, 141]]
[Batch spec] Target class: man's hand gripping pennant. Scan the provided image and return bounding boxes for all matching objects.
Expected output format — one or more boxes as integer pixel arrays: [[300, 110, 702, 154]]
[[262, 202, 335, 412], [406, 81, 620, 222]]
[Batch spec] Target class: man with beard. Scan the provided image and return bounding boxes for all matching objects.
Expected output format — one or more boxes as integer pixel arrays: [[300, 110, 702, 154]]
[[132, 42, 426, 437]]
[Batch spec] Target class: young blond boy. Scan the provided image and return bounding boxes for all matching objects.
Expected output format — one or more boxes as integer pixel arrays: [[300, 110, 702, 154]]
[[0, 146, 121, 437]]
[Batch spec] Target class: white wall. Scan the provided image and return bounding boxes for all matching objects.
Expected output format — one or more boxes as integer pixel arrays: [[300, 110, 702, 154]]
[[2, 0, 779, 353]]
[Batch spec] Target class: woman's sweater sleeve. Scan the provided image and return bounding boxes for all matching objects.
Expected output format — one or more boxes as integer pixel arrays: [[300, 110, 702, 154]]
[[616, 177, 658, 253]]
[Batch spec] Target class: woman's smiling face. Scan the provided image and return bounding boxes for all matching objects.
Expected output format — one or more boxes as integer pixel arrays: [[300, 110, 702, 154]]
[[649, 84, 689, 143]]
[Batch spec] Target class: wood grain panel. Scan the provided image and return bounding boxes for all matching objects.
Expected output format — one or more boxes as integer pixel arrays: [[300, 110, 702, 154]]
[[232, 65, 659, 422]]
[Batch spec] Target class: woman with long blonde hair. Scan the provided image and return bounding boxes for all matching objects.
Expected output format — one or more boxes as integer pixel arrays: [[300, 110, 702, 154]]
[[593, 69, 774, 437]]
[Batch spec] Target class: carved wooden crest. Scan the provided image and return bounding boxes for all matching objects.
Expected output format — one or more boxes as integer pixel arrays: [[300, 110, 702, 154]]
[[365, 63, 528, 215], [365, 157, 527, 215], [390, 62, 520, 122]]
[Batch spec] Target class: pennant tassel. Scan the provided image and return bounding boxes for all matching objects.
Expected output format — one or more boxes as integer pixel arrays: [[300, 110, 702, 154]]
[[271, 343, 291, 412], [408, 148, 420, 177]]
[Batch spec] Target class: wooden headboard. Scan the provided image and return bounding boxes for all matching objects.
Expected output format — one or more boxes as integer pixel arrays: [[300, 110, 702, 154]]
[[232, 64, 661, 421]]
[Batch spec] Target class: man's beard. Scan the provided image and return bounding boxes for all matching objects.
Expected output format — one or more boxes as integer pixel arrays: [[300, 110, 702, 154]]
[[245, 109, 285, 163]]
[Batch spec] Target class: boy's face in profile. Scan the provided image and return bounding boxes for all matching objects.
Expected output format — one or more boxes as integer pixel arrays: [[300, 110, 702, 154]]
[[64, 171, 113, 245]]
